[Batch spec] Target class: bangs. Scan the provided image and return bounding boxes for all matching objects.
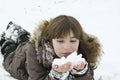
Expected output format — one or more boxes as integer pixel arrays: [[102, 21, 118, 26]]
[[51, 17, 81, 39], [43, 15, 83, 41], [53, 24, 72, 38]]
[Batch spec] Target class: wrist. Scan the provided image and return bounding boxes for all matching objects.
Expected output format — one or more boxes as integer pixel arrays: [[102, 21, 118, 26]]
[[49, 69, 69, 80], [71, 63, 88, 76]]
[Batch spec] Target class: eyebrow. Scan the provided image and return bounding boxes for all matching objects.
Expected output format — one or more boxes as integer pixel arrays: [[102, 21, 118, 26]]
[[70, 36, 76, 38], [71, 36, 80, 39]]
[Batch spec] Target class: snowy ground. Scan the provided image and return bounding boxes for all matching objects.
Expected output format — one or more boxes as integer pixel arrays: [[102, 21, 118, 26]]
[[0, 0, 120, 80]]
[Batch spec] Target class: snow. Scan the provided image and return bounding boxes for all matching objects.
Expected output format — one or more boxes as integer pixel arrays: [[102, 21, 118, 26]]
[[53, 51, 84, 66], [0, 0, 120, 80]]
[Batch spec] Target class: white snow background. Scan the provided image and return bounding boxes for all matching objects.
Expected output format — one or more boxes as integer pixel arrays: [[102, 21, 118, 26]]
[[0, 0, 120, 80]]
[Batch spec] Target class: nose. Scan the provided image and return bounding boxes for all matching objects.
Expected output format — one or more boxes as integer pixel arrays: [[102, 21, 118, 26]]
[[63, 42, 72, 51]]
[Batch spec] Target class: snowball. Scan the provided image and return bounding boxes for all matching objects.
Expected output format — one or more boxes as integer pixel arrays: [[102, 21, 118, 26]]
[[52, 51, 85, 67]]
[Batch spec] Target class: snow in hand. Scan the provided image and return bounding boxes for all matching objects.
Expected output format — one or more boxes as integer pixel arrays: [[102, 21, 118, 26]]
[[53, 51, 85, 67]]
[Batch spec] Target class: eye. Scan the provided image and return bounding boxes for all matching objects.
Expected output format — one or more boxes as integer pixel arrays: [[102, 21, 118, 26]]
[[57, 40, 64, 43], [70, 40, 77, 42]]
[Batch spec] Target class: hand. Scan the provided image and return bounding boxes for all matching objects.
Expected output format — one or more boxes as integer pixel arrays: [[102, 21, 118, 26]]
[[52, 62, 72, 73], [73, 60, 87, 71]]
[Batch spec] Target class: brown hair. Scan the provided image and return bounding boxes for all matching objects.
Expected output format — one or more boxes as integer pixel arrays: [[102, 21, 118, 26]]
[[40, 15, 83, 42]]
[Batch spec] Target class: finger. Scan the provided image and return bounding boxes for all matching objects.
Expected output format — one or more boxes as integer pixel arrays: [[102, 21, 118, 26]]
[[80, 62, 85, 69], [61, 62, 72, 68], [74, 62, 84, 70], [59, 64, 71, 72], [66, 61, 72, 65], [52, 64, 59, 70], [77, 64, 82, 70]]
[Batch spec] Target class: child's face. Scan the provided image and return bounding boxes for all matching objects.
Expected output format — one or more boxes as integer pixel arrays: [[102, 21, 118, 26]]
[[52, 31, 79, 57]]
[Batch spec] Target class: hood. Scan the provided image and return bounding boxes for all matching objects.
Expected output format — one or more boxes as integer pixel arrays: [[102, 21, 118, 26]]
[[30, 20, 49, 52], [30, 20, 103, 68], [82, 32, 103, 68]]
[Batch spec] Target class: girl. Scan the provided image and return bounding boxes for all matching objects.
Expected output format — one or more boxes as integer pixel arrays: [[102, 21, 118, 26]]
[[2, 15, 102, 80]]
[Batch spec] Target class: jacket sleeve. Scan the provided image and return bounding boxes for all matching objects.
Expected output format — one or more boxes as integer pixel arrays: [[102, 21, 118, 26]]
[[3, 42, 28, 80], [26, 42, 51, 80]]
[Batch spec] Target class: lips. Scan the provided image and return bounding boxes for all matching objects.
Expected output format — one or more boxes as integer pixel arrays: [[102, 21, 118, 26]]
[[63, 52, 71, 57]]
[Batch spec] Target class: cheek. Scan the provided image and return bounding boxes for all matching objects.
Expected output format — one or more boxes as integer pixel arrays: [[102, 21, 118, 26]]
[[52, 43, 62, 53]]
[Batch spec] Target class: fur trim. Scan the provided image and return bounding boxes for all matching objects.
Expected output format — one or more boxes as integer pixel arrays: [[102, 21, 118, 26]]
[[30, 20, 49, 52], [82, 33, 102, 68]]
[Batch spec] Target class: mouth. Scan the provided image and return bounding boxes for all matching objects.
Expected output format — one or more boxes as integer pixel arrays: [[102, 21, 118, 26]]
[[63, 52, 71, 57]]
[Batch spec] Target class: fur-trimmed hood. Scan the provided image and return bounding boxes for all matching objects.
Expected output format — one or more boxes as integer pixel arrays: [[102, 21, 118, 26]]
[[30, 21, 49, 51], [81, 32, 103, 69], [30, 20, 103, 69]]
